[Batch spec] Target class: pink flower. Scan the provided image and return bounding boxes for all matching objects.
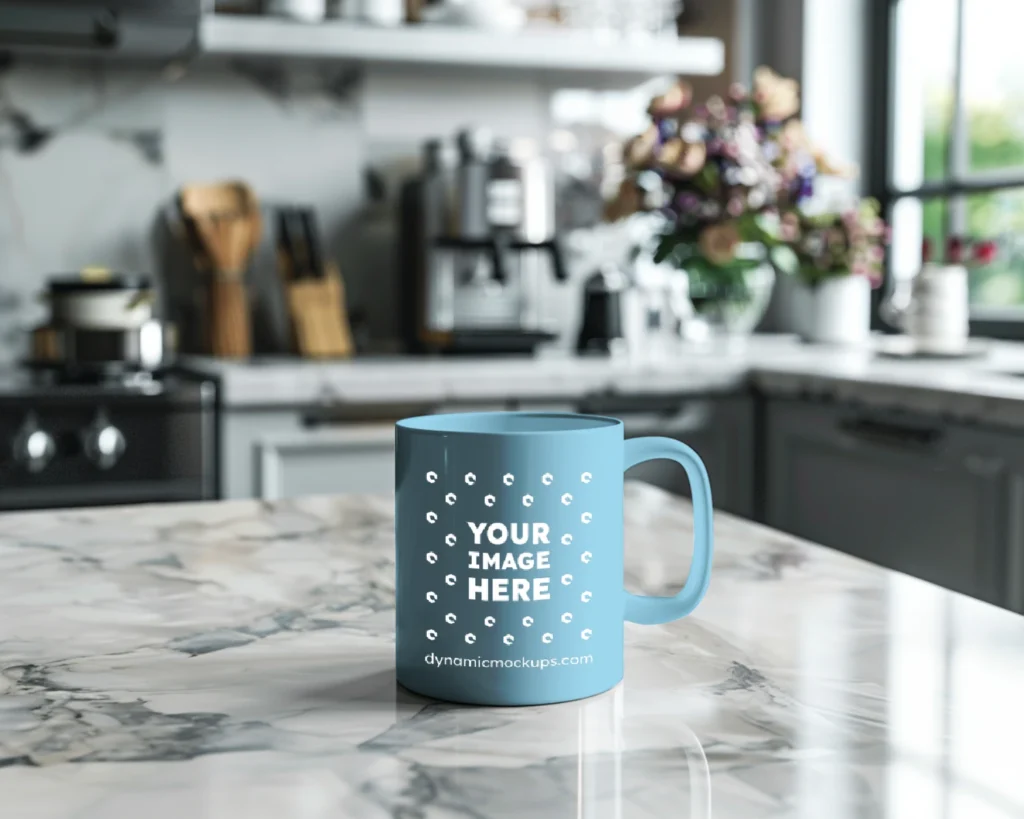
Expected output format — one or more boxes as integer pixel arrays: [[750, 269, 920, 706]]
[[727, 197, 745, 217], [973, 241, 998, 265], [948, 237, 964, 263]]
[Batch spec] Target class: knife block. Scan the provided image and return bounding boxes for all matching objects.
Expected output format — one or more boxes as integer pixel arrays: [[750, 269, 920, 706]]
[[287, 262, 354, 359]]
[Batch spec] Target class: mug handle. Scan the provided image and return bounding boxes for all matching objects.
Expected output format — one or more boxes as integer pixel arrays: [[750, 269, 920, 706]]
[[622, 437, 714, 626]]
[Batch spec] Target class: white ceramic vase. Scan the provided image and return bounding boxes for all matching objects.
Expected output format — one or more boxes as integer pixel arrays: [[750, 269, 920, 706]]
[[794, 273, 872, 346]]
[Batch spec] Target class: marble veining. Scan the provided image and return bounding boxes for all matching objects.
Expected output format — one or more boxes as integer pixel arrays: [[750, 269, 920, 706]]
[[2, 484, 1024, 818]]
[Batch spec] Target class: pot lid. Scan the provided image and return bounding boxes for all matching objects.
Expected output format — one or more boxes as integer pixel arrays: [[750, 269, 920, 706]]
[[49, 267, 152, 293]]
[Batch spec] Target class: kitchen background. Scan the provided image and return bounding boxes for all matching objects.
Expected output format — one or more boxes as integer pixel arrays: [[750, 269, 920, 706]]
[[3, 0, 1024, 616], [0, 2, 732, 359]]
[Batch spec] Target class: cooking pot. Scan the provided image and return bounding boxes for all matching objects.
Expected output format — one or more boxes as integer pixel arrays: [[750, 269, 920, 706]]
[[29, 320, 176, 375], [47, 272, 154, 331]]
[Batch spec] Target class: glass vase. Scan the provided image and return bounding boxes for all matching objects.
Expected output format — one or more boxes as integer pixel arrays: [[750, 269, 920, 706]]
[[685, 261, 776, 339]]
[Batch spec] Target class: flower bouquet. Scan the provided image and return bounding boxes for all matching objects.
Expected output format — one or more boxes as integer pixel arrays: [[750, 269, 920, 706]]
[[789, 199, 888, 289], [779, 199, 889, 345], [607, 68, 814, 334], [756, 69, 890, 344]]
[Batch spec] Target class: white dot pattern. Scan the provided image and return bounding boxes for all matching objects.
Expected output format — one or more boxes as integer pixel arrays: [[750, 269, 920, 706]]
[[420, 466, 596, 646]]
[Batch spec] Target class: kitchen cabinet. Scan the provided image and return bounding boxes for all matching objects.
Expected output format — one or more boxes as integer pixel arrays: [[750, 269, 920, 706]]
[[220, 402, 512, 501], [765, 397, 1024, 611], [580, 394, 755, 519], [221, 409, 397, 500], [220, 394, 754, 516]]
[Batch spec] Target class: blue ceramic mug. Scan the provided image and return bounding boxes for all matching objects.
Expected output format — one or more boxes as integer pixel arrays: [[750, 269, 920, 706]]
[[394, 411, 713, 706]]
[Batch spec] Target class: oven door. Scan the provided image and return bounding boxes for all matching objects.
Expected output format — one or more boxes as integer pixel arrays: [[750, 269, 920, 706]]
[[0, 381, 215, 511]]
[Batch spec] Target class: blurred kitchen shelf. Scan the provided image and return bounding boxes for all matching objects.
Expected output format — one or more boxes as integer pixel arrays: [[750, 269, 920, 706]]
[[198, 16, 725, 80]]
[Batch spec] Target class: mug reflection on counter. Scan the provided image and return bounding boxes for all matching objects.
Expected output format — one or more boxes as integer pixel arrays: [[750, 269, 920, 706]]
[[576, 684, 712, 819]]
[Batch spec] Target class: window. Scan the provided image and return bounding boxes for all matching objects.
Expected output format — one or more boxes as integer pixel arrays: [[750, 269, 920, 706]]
[[886, 0, 1024, 327]]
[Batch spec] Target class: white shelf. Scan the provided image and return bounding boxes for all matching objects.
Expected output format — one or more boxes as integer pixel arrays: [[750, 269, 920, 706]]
[[199, 16, 725, 79]]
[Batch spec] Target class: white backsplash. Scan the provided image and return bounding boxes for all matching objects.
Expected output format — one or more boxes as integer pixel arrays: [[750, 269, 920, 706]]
[[0, 59, 596, 366]]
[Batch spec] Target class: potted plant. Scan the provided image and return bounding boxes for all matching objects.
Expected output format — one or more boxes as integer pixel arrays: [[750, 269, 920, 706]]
[[606, 71, 797, 337], [787, 199, 888, 345]]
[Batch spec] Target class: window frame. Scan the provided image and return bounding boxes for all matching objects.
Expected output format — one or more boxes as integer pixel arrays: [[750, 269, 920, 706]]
[[873, 0, 1024, 338]]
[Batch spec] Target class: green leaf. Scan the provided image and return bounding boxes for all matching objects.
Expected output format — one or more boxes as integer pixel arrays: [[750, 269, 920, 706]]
[[653, 232, 680, 264], [770, 245, 799, 275], [694, 164, 719, 195]]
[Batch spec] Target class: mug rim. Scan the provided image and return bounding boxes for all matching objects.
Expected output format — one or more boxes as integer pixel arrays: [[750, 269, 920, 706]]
[[396, 411, 623, 437]]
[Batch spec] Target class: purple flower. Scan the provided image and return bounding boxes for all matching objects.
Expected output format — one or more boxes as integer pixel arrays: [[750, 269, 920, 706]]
[[657, 119, 677, 141], [676, 192, 701, 212]]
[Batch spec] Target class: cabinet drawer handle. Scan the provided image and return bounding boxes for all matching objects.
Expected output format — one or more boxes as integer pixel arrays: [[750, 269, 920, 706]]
[[838, 417, 944, 449]]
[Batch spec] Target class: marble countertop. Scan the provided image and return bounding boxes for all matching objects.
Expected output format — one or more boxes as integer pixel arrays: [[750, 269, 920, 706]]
[[182, 337, 1024, 427], [2, 483, 1023, 818]]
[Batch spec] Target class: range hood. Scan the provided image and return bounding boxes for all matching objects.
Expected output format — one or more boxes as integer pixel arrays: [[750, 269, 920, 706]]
[[0, 1, 201, 59]]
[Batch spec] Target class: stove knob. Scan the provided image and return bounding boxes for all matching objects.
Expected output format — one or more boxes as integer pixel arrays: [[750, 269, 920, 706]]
[[13, 425, 56, 474], [82, 422, 126, 470]]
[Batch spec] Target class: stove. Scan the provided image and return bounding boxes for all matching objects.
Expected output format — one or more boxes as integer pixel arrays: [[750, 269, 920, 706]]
[[0, 369, 216, 511]]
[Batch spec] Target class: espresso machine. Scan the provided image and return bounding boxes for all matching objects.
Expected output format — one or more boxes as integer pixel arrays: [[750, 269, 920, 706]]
[[399, 128, 568, 354]]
